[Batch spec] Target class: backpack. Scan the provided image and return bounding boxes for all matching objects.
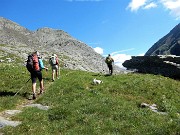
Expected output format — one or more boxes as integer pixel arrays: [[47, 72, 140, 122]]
[[105, 57, 113, 65], [26, 54, 40, 72], [49, 56, 57, 66]]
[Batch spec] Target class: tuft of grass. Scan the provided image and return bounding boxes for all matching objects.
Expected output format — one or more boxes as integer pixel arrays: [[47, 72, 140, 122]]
[[0, 64, 180, 134]]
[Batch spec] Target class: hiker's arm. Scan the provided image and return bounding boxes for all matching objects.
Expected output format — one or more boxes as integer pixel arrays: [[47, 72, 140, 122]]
[[39, 59, 48, 70], [56, 58, 60, 66]]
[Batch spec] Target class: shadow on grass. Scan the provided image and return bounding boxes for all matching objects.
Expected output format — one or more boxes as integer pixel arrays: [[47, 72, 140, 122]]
[[104, 74, 112, 77], [0, 91, 16, 96], [92, 74, 112, 77], [43, 77, 51, 81], [0, 91, 31, 99]]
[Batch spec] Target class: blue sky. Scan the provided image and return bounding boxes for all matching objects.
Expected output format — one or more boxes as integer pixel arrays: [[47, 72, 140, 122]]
[[0, 0, 180, 68]]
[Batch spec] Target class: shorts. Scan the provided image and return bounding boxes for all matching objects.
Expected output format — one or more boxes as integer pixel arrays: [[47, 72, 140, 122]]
[[52, 65, 58, 71], [108, 64, 113, 71], [31, 71, 42, 84]]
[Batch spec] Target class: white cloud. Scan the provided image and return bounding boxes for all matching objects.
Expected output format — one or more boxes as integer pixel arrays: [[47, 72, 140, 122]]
[[111, 48, 135, 56], [94, 47, 104, 54], [160, 0, 180, 19], [112, 54, 132, 68], [137, 53, 145, 56], [110, 52, 145, 68], [127, 0, 147, 11], [105, 48, 135, 68], [127, 0, 180, 19], [143, 2, 157, 9]]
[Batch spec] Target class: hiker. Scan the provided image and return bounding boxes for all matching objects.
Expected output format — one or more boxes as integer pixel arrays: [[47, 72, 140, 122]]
[[49, 54, 59, 81], [105, 54, 114, 75], [26, 51, 45, 99], [37, 53, 48, 71]]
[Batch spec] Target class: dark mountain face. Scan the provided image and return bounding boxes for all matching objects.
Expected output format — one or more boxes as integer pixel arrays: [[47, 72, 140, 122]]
[[0, 17, 122, 73], [145, 23, 180, 56]]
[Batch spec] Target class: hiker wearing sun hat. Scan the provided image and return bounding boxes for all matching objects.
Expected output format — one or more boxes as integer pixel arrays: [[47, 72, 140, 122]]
[[49, 54, 59, 81]]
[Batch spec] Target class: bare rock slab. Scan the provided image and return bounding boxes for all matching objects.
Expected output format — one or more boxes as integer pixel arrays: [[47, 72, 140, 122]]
[[24, 104, 49, 110], [0, 116, 21, 129]]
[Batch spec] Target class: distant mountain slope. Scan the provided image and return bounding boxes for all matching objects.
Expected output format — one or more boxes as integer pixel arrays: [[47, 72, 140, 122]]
[[145, 23, 180, 56], [0, 17, 122, 73]]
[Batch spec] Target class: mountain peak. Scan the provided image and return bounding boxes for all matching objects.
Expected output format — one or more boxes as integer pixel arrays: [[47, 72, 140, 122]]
[[145, 23, 180, 56], [0, 17, 122, 73]]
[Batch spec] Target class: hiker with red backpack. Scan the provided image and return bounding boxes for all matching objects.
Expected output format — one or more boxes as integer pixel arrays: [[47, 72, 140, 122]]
[[26, 51, 47, 99], [49, 54, 59, 81]]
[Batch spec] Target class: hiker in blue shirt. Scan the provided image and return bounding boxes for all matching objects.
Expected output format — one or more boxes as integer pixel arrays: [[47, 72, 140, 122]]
[[36, 51, 48, 71], [38, 56, 48, 71]]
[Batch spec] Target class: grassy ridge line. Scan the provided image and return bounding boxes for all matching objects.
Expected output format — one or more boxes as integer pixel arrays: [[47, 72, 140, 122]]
[[0, 64, 180, 134]]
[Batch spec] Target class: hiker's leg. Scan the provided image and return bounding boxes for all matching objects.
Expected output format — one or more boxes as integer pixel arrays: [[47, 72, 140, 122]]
[[37, 71, 44, 92], [56, 66, 58, 78], [57, 66, 60, 79], [111, 66, 113, 75], [32, 81, 37, 99], [108, 65, 111, 74], [56, 69, 58, 78], [40, 79, 44, 92], [31, 72, 37, 97], [52, 69, 55, 81], [110, 65, 113, 75], [32, 83, 36, 94]]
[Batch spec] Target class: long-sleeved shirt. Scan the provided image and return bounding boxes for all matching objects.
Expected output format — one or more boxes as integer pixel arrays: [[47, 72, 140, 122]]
[[38, 58, 45, 70]]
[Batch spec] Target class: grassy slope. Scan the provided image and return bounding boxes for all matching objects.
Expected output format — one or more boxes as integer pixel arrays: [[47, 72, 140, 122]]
[[0, 62, 180, 134]]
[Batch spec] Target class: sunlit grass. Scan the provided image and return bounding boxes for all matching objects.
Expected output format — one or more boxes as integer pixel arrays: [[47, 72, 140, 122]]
[[0, 63, 180, 134]]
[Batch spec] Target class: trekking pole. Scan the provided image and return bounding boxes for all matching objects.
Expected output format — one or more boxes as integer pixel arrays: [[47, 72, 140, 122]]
[[14, 78, 31, 96], [58, 65, 60, 78]]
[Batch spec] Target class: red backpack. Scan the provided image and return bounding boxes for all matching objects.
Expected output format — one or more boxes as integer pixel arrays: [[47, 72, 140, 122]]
[[26, 54, 40, 72]]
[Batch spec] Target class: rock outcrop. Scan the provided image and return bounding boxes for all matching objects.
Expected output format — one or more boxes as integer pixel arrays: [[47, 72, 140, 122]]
[[123, 55, 180, 78], [0, 17, 122, 73]]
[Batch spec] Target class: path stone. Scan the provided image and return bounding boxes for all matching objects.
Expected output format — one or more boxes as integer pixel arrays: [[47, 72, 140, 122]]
[[0, 116, 21, 129], [24, 104, 49, 110], [140, 103, 168, 115], [4, 110, 22, 116]]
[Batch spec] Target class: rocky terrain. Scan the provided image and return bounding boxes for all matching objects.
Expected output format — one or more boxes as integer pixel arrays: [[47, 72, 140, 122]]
[[0, 17, 122, 73], [122, 23, 180, 78], [123, 55, 180, 78], [145, 23, 180, 56]]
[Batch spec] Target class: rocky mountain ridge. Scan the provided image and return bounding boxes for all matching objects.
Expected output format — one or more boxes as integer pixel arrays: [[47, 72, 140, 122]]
[[0, 17, 122, 73], [145, 23, 180, 56], [123, 23, 180, 78]]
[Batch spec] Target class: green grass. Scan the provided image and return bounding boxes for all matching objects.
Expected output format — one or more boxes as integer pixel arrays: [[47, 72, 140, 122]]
[[0, 63, 180, 135]]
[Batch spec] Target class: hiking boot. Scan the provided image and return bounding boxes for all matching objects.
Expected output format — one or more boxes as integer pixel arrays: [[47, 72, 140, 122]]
[[40, 89, 44, 94], [32, 94, 36, 100]]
